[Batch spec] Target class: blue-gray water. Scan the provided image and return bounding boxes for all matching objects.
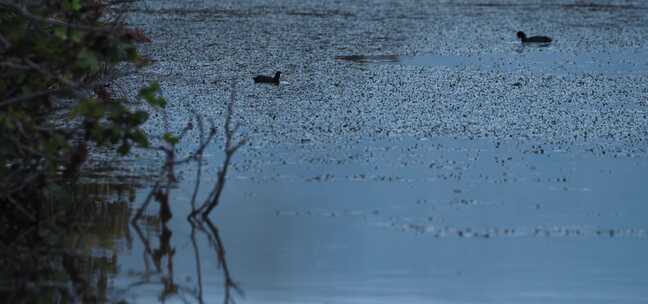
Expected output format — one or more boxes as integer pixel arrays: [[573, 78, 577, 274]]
[[74, 0, 648, 303]]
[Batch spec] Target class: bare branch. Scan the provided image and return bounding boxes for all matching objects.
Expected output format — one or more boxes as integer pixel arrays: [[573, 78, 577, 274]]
[[0, 87, 72, 108], [24, 58, 77, 87], [131, 180, 161, 223], [4, 195, 36, 223], [193, 82, 246, 218], [189, 112, 206, 212]]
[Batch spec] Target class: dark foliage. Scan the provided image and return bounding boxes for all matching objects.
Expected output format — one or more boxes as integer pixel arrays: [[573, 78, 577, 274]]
[[0, 0, 162, 222]]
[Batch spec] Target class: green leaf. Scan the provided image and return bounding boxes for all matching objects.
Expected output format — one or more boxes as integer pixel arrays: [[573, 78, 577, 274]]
[[72, 99, 105, 120], [132, 111, 149, 125], [54, 27, 67, 40], [138, 82, 166, 108], [117, 143, 130, 155], [131, 129, 149, 147], [77, 48, 99, 72], [69, 0, 81, 11], [138, 82, 159, 99], [163, 132, 179, 145], [89, 125, 105, 144], [70, 30, 82, 43], [126, 47, 139, 62]]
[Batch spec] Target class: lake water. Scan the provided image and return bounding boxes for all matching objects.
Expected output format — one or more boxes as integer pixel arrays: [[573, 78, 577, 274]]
[[5, 0, 648, 303]]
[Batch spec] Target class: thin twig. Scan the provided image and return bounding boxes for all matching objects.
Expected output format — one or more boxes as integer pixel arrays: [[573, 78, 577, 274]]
[[189, 112, 206, 213], [203, 218, 243, 304], [189, 222, 204, 304], [25, 58, 77, 87], [130, 219, 160, 272], [0, 86, 73, 108], [4, 195, 36, 223], [131, 180, 160, 222], [0, 33, 11, 49]]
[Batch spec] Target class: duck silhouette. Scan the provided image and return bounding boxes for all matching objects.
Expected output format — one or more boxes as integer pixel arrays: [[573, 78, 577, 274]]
[[253, 71, 281, 85], [516, 31, 552, 43]]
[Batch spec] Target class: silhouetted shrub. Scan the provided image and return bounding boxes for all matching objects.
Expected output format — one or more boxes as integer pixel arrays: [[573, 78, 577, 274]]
[[0, 1, 163, 221]]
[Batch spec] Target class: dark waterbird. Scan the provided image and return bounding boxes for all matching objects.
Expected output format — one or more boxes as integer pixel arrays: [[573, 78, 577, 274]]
[[516, 31, 552, 43], [253, 71, 281, 85]]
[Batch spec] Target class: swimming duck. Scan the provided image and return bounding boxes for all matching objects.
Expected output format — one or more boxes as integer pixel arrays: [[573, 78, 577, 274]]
[[516, 31, 552, 43], [253, 71, 281, 85]]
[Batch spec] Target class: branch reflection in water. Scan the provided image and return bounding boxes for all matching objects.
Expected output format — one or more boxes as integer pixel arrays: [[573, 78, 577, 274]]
[[189, 216, 243, 304], [130, 199, 242, 304], [128, 83, 246, 303]]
